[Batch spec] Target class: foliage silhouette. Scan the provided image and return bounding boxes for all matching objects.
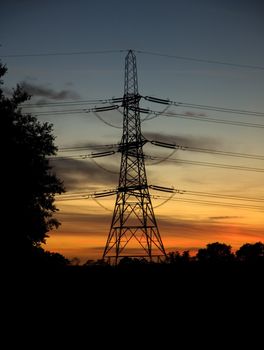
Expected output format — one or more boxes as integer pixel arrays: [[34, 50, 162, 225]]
[[83, 258, 109, 266], [166, 250, 191, 264], [236, 242, 264, 263], [29, 246, 70, 267], [118, 256, 149, 266], [196, 242, 234, 264], [1, 62, 65, 261]]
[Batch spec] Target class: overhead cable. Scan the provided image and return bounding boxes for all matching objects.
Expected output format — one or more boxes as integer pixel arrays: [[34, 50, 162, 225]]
[[144, 95, 264, 117], [4, 48, 264, 70], [136, 50, 264, 71]]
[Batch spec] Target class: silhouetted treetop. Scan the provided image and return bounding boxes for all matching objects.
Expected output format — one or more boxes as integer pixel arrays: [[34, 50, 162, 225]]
[[196, 242, 234, 263], [166, 250, 190, 264], [236, 242, 264, 263], [1, 62, 65, 257]]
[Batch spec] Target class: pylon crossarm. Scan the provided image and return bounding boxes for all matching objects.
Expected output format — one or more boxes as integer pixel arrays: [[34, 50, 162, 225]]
[[143, 96, 171, 105], [150, 140, 179, 149], [149, 185, 175, 193], [85, 104, 120, 113]]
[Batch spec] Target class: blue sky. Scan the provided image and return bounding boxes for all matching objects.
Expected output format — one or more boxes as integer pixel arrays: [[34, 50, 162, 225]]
[[1, 0, 264, 261]]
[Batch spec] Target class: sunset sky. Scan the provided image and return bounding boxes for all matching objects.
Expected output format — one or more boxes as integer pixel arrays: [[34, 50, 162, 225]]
[[1, 0, 264, 262]]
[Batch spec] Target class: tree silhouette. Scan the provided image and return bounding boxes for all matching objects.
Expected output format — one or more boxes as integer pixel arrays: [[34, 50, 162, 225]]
[[118, 257, 148, 266], [1, 62, 65, 259], [166, 250, 190, 264], [236, 242, 264, 263], [196, 242, 234, 264]]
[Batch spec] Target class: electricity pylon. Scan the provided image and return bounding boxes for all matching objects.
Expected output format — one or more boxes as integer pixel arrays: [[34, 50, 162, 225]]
[[102, 50, 166, 263]]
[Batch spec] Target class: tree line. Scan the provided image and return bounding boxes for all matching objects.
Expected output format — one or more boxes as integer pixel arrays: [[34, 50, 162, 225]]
[[83, 241, 263, 267]]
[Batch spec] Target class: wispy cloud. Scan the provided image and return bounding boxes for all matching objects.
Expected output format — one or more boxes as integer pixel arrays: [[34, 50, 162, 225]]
[[184, 111, 207, 117], [156, 215, 263, 243], [20, 81, 80, 101], [55, 211, 112, 234], [209, 216, 242, 221], [51, 158, 119, 191]]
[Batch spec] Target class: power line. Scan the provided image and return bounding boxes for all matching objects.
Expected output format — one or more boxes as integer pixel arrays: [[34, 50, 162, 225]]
[[149, 156, 264, 173], [57, 143, 264, 161], [1, 49, 127, 58], [150, 186, 264, 209], [153, 195, 264, 211], [92, 197, 112, 212], [90, 157, 119, 174], [23, 96, 264, 117], [177, 190, 264, 203], [56, 190, 264, 211], [150, 140, 264, 161], [57, 188, 264, 203], [22, 98, 115, 108], [144, 96, 264, 117], [58, 144, 118, 152], [31, 106, 264, 129], [184, 146, 264, 161], [153, 192, 176, 208], [54, 143, 264, 166], [136, 50, 264, 71], [55, 195, 264, 211], [149, 109, 264, 129], [30, 104, 120, 118], [50, 150, 116, 161], [93, 111, 122, 129], [31, 100, 264, 129], [32, 109, 87, 116], [3, 48, 264, 71], [146, 148, 178, 165], [50, 150, 264, 173]]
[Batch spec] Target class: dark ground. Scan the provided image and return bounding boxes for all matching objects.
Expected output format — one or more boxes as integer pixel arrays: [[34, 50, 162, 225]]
[[4, 261, 263, 346]]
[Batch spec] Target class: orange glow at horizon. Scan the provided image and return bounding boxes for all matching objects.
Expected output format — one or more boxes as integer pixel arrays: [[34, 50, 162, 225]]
[[45, 198, 264, 263], [46, 142, 264, 263]]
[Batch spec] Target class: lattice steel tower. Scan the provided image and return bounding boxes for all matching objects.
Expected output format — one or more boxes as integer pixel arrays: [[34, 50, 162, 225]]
[[103, 50, 166, 263]]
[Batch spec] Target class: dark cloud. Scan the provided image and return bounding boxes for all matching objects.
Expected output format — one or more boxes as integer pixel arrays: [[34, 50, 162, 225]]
[[155, 215, 264, 241], [143, 131, 220, 149], [51, 158, 119, 191], [209, 216, 242, 221], [55, 212, 112, 233], [20, 81, 80, 100], [184, 111, 207, 117], [157, 216, 213, 236]]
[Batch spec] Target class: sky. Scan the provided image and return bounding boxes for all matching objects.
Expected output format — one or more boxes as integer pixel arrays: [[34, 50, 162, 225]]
[[1, 0, 264, 262]]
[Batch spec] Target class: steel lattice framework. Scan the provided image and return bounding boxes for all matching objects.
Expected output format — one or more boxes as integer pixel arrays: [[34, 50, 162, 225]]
[[102, 50, 166, 263]]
